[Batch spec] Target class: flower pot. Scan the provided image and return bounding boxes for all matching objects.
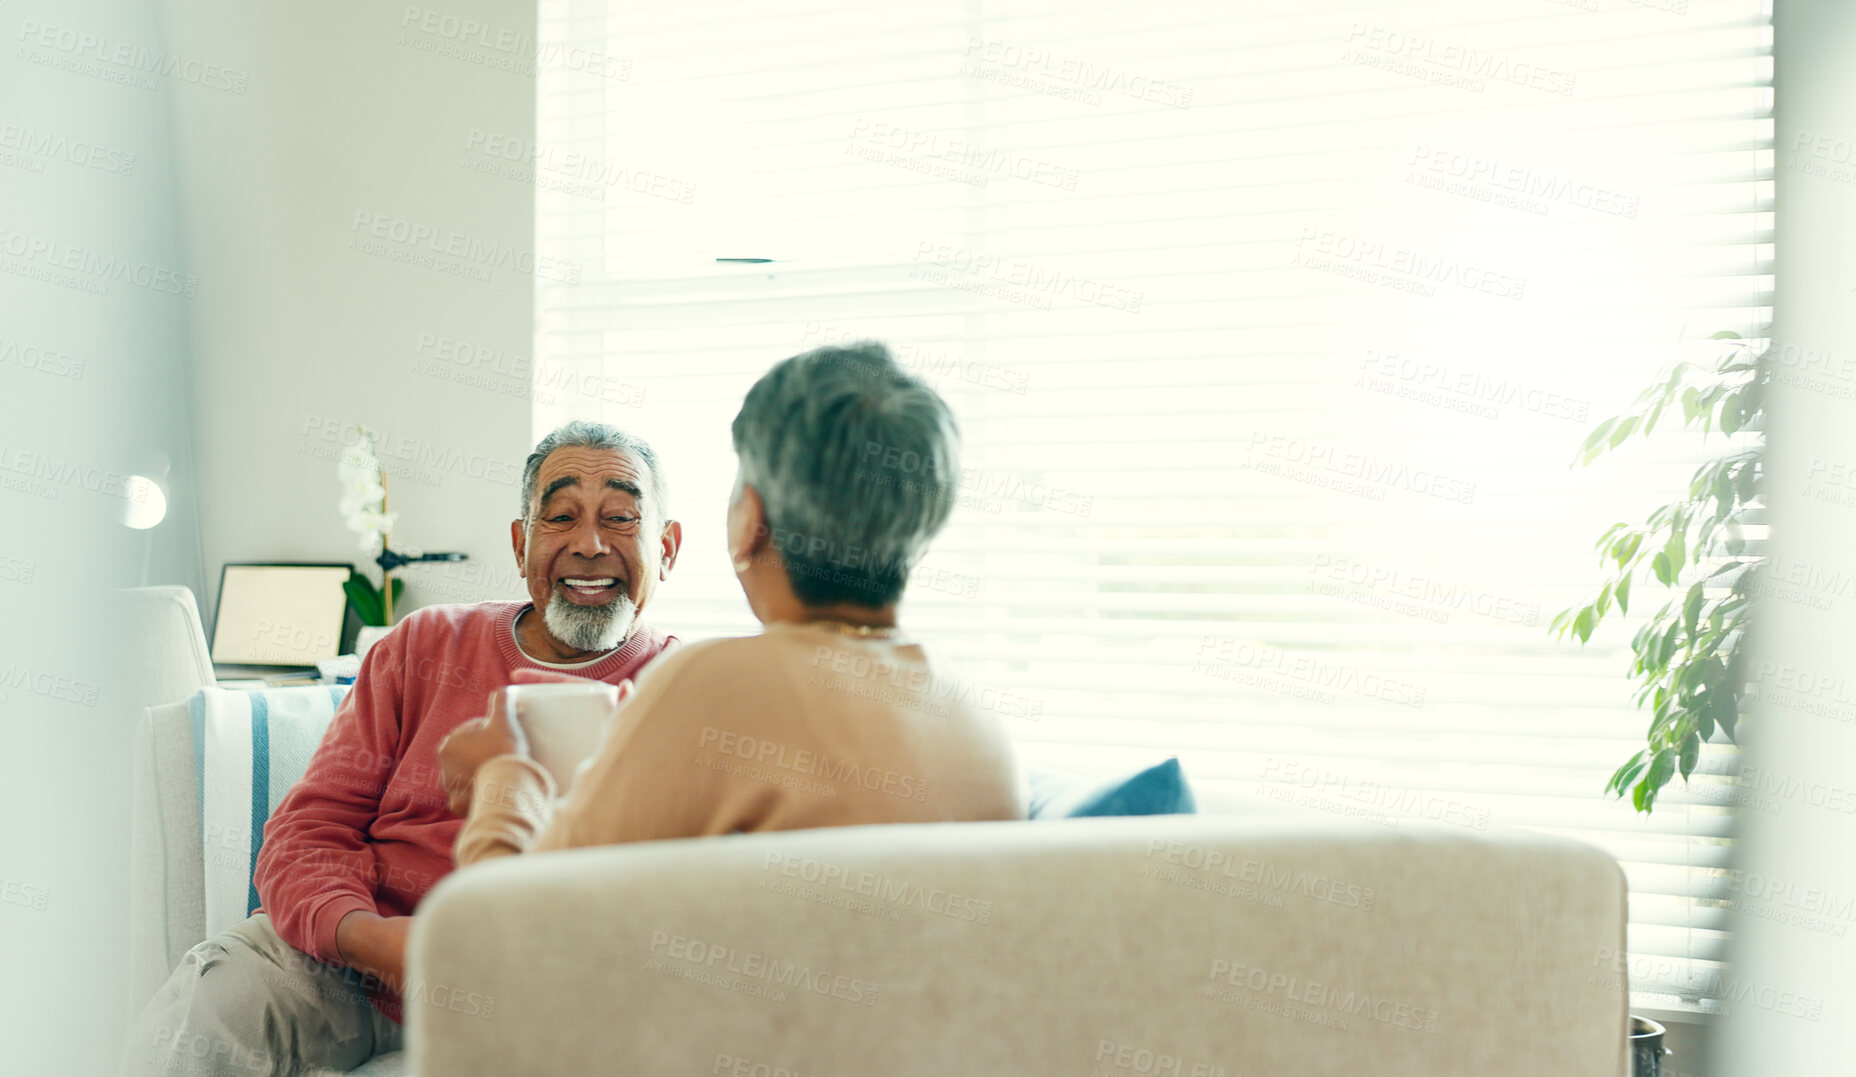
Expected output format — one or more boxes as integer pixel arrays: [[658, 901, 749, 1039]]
[[1629, 1015, 1671, 1077]]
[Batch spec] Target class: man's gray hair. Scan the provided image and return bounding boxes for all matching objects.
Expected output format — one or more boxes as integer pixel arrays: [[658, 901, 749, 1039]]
[[731, 341, 961, 607], [520, 420, 668, 525]]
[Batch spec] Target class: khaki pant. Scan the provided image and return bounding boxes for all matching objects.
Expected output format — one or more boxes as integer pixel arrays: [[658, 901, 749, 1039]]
[[123, 913, 404, 1077]]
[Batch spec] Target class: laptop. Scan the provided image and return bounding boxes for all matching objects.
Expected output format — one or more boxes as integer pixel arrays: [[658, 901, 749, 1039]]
[[209, 562, 354, 681]]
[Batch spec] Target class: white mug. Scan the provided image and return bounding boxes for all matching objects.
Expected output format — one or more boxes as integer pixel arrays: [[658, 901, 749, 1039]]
[[504, 682, 621, 793]]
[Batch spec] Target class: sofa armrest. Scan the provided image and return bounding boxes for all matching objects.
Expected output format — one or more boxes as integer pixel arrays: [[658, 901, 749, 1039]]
[[408, 817, 1627, 1076], [127, 701, 207, 1017]]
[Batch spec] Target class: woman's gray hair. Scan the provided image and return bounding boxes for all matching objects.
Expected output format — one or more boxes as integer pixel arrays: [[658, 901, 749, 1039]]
[[731, 341, 961, 607], [520, 420, 668, 525]]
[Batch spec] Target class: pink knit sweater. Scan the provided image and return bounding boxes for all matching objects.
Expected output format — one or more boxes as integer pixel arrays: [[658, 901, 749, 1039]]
[[252, 600, 674, 1021]]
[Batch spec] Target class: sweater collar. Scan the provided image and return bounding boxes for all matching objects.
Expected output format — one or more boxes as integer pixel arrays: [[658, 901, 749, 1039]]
[[492, 601, 666, 678]]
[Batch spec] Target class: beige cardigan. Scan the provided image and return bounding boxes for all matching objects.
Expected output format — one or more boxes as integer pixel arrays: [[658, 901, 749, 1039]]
[[456, 622, 1026, 866]]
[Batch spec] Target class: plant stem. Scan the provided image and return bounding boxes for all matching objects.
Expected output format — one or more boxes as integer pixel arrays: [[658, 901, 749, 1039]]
[[381, 470, 393, 625]]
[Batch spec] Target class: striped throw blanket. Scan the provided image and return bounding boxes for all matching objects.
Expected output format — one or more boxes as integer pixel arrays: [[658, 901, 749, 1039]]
[[190, 684, 353, 940]]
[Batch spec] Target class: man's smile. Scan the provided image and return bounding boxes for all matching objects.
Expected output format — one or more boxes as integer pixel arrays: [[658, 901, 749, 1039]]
[[557, 576, 625, 605]]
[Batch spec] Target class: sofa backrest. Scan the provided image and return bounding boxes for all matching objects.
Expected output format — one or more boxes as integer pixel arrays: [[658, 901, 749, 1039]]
[[410, 815, 1631, 1077]]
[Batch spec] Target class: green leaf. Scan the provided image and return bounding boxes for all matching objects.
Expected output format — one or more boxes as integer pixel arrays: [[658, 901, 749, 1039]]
[[343, 572, 399, 627], [1679, 731, 1701, 781], [1573, 606, 1597, 644], [1652, 551, 1674, 586], [1735, 458, 1761, 503], [1578, 419, 1618, 464], [1720, 391, 1743, 435], [1683, 584, 1706, 637], [1652, 689, 1676, 737], [1608, 415, 1641, 449], [1709, 330, 1742, 340], [1615, 572, 1632, 615], [1712, 467, 1736, 517], [1702, 656, 1728, 692], [1608, 750, 1648, 796], [342, 577, 383, 626], [1657, 624, 1680, 668], [1643, 748, 1677, 799], [1698, 710, 1716, 742], [1615, 532, 1643, 567]]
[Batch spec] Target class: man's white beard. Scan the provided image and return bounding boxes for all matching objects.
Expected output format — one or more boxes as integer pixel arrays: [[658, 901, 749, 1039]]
[[542, 589, 637, 653]]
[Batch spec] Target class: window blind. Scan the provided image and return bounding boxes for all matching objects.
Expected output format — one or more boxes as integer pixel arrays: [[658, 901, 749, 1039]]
[[533, 0, 1773, 1008]]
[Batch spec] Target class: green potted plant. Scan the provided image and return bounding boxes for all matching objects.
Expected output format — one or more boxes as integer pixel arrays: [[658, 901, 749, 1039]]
[[341, 572, 403, 636], [1552, 332, 1766, 812]]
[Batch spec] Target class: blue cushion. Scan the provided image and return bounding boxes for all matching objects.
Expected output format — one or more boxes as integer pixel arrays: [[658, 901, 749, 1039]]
[[1025, 758, 1197, 818]]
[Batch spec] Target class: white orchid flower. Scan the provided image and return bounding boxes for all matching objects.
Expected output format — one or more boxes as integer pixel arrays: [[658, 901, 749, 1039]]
[[337, 430, 395, 554]]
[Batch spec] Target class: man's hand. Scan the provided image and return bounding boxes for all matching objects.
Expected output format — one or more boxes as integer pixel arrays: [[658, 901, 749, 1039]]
[[335, 910, 415, 993]]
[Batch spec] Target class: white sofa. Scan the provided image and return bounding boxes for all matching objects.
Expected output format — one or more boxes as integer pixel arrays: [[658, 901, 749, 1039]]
[[125, 587, 1630, 1075], [122, 586, 410, 1077]]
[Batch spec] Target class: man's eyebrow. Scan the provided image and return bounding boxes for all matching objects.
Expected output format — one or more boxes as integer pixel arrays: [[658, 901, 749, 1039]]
[[538, 475, 579, 510], [537, 475, 645, 512]]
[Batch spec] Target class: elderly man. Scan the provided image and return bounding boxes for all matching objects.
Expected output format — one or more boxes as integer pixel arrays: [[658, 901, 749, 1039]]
[[125, 420, 681, 1076]]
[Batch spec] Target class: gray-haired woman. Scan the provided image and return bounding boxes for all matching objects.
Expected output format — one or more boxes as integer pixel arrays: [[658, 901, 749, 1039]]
[[441, 342, 1025, 862]]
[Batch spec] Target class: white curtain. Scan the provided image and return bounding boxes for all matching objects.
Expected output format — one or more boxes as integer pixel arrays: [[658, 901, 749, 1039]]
[[533, 0, 1773, 1006]]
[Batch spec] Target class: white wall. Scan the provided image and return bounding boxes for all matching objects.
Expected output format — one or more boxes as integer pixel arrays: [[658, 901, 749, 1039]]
[[1714, 0, 1856, 1072], [1, 0, 203, 1072], [0, 2, 534, 1072], [164, 0, 540, 635]]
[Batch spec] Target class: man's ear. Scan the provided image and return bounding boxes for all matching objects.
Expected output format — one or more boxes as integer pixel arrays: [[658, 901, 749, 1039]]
[[657, 520, 683, 579], [510, 518, 528, 578]]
